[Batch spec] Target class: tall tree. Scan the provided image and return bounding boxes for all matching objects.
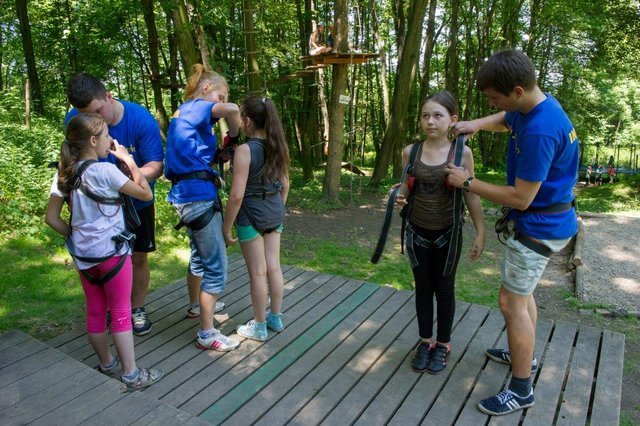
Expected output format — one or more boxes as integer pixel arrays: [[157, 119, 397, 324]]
[[161, 0, 200, 74], [243, 0, 261, 94], [141, 0, 169, 134], [322, 0, 349, 202], [15, 0, 44, 114], [370, 0, 429, 186], [418, 0, 438, 129], [444, 0, 460, 99]]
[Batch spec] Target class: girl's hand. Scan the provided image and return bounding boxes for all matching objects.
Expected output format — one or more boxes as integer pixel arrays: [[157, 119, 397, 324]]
[[223, 229, 237, 246], [110, 139, 130, 160], [390, 182, 408, 206], [468, 235, 485, 261]]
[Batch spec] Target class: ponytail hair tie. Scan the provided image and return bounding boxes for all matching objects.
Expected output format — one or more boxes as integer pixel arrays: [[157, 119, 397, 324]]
[[262, 97, 268, 104]]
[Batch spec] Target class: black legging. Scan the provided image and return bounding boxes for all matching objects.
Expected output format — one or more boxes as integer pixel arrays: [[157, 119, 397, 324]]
[[410, 224, 462, 343]]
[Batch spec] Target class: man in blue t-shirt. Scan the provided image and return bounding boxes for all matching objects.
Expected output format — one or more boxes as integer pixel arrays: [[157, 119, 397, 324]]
[[66, 73, 164, 336], [445, 50, 579, 416]]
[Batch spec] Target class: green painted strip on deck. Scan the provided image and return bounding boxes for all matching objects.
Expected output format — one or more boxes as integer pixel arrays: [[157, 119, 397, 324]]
[[198, 282, 380, 423]]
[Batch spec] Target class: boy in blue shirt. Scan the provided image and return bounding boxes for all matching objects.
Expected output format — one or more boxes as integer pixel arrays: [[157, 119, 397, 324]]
[[445, 49, 579, 416], [66, 73, 164, 336]]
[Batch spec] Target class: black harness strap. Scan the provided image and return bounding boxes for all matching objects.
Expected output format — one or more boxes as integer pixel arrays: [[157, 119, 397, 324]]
[[170, 170, 223, 231], [371, 142, 422, 264], [443, 135, 466, 276]]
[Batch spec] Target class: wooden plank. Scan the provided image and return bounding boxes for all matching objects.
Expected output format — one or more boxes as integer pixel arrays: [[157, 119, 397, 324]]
[[225, 287, 405, 425], [457, 318, 553, 426], [388, 304, 490, 425], [0, 366, 108, 424], [81, 390, 162, 425], [0, 330, 31, 348], [130, 404, 211, 426], [0, 335, 50, 369], [0, 346, 67, 387], [516, 321, 577, 425], [424, 308, 506, 424], [555, 325, 600, 426], [589, 329, 625, 426], [353, 302, 470, 426], [142, 269, 324, 403], [28, 378, 127, 425], [182, 277, 370, 417], [301, 292, 415, 425]]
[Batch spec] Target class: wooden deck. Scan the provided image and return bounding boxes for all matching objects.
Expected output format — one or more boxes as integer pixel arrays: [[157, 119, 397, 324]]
[[1, 254, 624, 425]]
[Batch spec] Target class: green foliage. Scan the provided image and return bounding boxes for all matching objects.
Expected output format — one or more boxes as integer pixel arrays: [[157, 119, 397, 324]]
[[577, 176, 640, 213], [0, 118, 62, 236]]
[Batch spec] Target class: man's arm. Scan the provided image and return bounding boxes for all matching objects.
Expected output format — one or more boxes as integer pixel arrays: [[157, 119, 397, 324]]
[[453, 111, 509, 136], [138, 160, 164, 182]]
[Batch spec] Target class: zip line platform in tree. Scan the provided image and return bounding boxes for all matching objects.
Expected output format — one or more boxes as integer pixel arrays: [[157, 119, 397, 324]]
[[301, 51, 379, 65], [1, 253, 624, 425]]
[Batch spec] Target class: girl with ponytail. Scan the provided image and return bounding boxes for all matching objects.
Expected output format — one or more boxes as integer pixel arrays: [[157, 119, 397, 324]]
[[45, 113, 163, 391], [164, 64, 242, 351], [223, 96, 290, 341]]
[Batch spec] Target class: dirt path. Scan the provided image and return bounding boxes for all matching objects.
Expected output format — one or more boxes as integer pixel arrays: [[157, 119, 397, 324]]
[[285, 195, 639, 423]]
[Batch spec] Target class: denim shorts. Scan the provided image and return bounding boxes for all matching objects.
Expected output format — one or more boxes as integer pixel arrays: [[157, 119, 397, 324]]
[[173, 201, 227, 294], [501, 235, 571, 296]]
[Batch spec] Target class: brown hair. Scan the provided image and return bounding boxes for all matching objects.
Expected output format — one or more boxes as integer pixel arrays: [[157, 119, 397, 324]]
[[66, 73, 108, 108], [241, 96, 290, 183], [183, 64, 229, 101], [477, 49, 537, 95], [57, 113, 106, 193], [423, 91, 459, 117]]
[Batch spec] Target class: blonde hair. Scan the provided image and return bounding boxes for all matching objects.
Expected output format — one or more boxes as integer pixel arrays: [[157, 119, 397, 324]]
[[183, 64, 229, 101]]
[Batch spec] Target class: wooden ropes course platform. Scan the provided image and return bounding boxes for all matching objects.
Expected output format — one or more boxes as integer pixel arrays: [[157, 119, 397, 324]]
[[267, 52, 379, 86]]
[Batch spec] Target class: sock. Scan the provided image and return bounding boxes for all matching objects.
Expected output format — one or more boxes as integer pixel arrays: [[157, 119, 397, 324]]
[[198, 328, 216, 339], [122, 367, 139, 381], [101, 356, 117, 369], [189, 303, 199, 309], [509, 376, 532, 397]]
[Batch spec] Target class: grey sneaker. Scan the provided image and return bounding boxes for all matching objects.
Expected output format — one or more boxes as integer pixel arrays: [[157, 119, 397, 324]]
[[195, 330, 240, 351], [132, 307, 152, 336], [97, 356, 120, 376], [486, 348, 538, 374], [237, 319, 268, 342], [186, 301, 226, 318], [121, 367, 164, 391], [266, 311, 284, 332]]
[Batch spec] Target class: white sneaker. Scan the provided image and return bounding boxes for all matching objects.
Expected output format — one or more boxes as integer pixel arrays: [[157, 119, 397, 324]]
[[195, 330, 240, 352]]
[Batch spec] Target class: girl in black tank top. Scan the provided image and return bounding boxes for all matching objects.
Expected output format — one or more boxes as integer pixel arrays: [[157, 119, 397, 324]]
[[223, 96, 291, 342]]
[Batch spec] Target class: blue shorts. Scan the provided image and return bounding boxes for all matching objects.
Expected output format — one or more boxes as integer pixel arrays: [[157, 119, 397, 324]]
[[237, 223, 283, 244], [173, 201, 227, 294]]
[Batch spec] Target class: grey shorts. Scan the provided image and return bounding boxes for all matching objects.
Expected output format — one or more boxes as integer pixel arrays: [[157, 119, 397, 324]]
[[501, 235, 571, 296]]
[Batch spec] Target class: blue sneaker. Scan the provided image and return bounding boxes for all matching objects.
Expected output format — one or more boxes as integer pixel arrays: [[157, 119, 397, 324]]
[[485, 348, 538, 374], [478, 389, 535, 416], [237, 319, 268, 341], [266, 312, 284, 332]]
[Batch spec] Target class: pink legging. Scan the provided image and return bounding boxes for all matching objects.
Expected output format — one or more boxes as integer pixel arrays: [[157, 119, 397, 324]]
[[80, 255, 133, 334]]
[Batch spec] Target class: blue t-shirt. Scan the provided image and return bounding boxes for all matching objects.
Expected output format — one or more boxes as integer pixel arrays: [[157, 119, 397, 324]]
[[164, 99, 220, 204], [65, 100, 164, 210], [505, 94, 579, 240]]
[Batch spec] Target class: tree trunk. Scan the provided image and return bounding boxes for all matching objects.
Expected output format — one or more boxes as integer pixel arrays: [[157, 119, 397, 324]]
[[0, 24, 3, 90], [323, 0, 349, 202], [393, 0, 406, 59], [16, 0, 44, 115], [184, 0, 212, 70], [161, 0, 200, 75], [243, 0, 261, 94], [370, 0, 390, 126], [64, 0, 78, 74], [370, 0, 429, 186], [141, 0, 169, 136], [444, 0, 460, 99], [25, 79, 31, 128], [165, 12, 180, 111], [418, 0, 438, 130], [296, 0, 315, 180]]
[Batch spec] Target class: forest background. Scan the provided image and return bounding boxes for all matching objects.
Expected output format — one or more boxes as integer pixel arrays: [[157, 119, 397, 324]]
[[1, 1, 640, 423]]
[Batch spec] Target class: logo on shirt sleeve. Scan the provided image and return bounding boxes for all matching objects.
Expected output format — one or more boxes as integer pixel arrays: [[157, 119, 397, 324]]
[[569, 128, 578, 144], [172, 110, 180, 119]]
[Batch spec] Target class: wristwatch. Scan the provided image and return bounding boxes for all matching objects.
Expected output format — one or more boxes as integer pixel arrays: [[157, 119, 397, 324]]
[[462, 176, 474, 192]]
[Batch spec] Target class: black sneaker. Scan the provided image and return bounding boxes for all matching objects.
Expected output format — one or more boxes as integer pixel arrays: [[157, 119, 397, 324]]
[[485, 348, 538, 374], [426, 342, 450, 374], [411, 342, 434, 373], [477, 389, 535, 415], [132, 307, 152, 336]]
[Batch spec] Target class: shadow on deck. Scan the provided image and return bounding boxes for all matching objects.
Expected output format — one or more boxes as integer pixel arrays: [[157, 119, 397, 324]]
[[0, 254, 624, 425]]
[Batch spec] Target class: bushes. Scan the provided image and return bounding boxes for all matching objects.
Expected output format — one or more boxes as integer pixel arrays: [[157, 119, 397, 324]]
[[0, 118, 63, 236]]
